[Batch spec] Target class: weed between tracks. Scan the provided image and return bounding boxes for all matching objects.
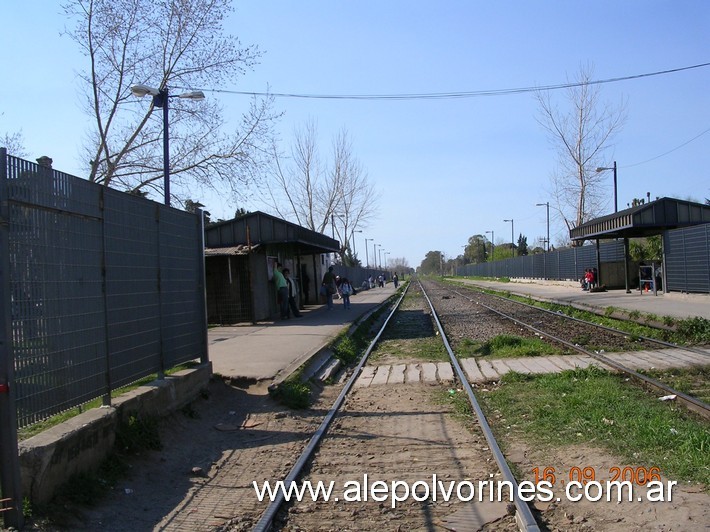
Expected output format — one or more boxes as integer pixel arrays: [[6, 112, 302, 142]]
[[456, 335, 560, 359], [638, 366, 710, 405], [478, 366, 710, 486]]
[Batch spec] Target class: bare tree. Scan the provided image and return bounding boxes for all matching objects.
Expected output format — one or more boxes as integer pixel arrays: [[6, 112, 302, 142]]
[[536, 64, 626, 234], [266, 121, 378, 255], [62, 0, 279, 204], [1, 124, 27, 157]]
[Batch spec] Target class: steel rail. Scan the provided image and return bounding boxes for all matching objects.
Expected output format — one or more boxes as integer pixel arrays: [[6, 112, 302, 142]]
[[457, 282, 710, 358], [253, 284, 409, 532], [439, 282, 710, 421], [418, 281, 541, 532]]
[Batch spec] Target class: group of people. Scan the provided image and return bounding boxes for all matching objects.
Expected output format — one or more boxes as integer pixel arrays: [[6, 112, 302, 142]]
[[274, 262, 401, 319], [321, 266, 354, 309], [581, 267, 598, 291], [272, 262, 303, 319]]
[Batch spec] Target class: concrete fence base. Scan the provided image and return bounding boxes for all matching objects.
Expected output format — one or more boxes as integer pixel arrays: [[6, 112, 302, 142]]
[[18, 363, 212, 506]]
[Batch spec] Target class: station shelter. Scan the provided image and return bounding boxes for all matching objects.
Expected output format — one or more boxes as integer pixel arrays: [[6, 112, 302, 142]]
[[204, 211, 340, 323], [569, 197, 710, 293]]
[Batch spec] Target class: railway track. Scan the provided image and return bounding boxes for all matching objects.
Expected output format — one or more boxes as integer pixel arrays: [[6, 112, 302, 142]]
[[255, 281, 538, 531], [423, 279, 710, 419]]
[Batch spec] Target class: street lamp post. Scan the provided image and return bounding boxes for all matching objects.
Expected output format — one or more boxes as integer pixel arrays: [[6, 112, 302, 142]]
[[485, 230, 494, 260], [130, 84, 204, 206], [384, 252, 390, 272], [352, 230, 362, 259], [596, 161, 618, 213], [379, 248, 384, 270], [536, 202, 550, 252], [503, 219, 514, 257], [365, 238, 373, 267]]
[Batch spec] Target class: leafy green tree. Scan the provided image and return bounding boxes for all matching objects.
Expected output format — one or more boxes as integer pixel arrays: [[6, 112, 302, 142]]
[[464, 234, 488, 263], [419, 251, 444, 275], [517, 234, 529, 256]]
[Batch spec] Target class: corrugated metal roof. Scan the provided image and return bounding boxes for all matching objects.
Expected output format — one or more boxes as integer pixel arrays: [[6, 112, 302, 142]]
[[204, 244, 258, 256], [570, 197, 710, 241], [205, 210, 340, 254]]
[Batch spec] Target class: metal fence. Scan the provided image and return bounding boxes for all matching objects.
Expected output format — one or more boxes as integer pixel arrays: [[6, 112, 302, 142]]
[[458, 241, 624, 281], [0, 149, 208, 429], [664, 224, 710, 293], [458, 232, 710, 294]]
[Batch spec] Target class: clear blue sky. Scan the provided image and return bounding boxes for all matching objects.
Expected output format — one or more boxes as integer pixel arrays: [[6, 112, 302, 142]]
[[2, 1, 709, 267]]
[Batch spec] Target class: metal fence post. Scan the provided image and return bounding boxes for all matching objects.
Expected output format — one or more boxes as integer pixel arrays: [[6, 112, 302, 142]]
[[0, 147, 24, 529]]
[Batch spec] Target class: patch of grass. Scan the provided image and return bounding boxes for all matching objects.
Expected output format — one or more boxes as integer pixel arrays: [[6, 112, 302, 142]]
[[479, 366, 710, 485], [333, 335, 359, 364], [638, 367, 710, 404], [434, 388, 474, 423], [464, 334, 560, 359], [269, 374, 312, 410], [674, 317, 710, 344], [115, 413, 162, 454], [371, 337, 449, 362], [663, 316, 676, 328]]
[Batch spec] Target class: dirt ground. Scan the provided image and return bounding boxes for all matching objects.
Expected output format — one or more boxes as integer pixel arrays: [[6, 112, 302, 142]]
[[21, 371, 710, 532]]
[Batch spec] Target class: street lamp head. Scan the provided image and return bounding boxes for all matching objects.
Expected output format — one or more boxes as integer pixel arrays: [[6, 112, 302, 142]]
[[130, 84, 160, 97], [504, 219, 512, 222], [596, 166, 612, 172], [177, 90, 205, 101], [535, 203, 547, 207]]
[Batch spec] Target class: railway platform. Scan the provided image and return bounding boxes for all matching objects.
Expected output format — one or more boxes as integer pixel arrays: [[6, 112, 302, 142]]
[[207, 277, 708, 386], [455, 278, 710, 320], [208, 283, 399, 382]]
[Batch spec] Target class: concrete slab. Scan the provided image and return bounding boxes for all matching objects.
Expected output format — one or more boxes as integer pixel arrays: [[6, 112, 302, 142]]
[[665, 348, 710, 366], [354, 366, 377, 387], [388, 364, 406, 385], [546, 355, 580, 371], [477, 359, 501, 381], [420, 363, 438, 382], [436, 362, 454, 382], [405, 364, 421, 384], [489, 359, 515, 376], [461, 358, 486, 382], [370, 365, 391, 386], [497, 358, 531, 375]]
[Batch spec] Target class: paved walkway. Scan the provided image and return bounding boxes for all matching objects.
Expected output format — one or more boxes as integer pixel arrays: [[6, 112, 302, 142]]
[[455, 278, 710, 320], [208, 284, 398, 382]]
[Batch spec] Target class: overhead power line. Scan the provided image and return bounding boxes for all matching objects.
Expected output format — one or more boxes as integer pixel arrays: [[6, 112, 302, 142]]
[[194, 61, 710, 101]]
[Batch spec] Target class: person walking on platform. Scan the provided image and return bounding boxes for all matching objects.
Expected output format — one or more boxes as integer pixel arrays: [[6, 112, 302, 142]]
[[321, 266, 337, 309], [273, 262, 289, 319], [340, 277, 353, 309], [282, 268, 302, 318], [393, 272, 399, 288]]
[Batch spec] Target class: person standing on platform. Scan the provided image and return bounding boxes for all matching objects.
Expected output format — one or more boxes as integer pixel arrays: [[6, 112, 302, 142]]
[[273, 262, 289, 319], [340, 277, 353, 309], [282, 268, 302, 318], [393, 272, 399, 288], [321, 266, 337, 310]]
